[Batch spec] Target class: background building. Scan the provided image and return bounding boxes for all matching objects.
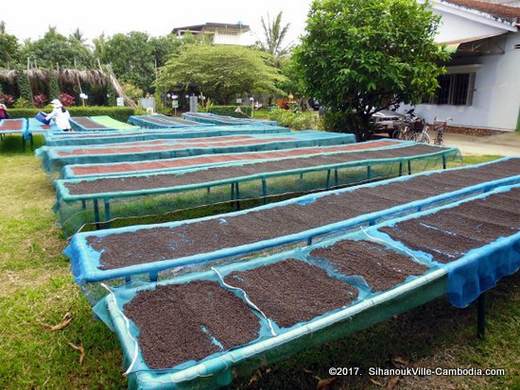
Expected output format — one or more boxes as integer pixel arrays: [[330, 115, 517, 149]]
[[172, 22, 253, 45], [405, 0, 520, 131]]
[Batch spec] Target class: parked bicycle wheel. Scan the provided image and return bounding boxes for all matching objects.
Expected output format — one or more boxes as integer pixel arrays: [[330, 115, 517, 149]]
[[415, 130, 431, 144], [397, 125, 409, 140], [435, 130, 444, 145]]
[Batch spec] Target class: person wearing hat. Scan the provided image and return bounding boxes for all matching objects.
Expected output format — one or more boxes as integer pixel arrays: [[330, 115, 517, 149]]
[[0, 103, 9, 120], [46, 99, 72, 131]]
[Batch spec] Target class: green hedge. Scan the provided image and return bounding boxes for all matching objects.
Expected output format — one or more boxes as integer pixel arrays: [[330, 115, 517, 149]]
[[7, 106, 136, 122], [202, 105, 252, 118]]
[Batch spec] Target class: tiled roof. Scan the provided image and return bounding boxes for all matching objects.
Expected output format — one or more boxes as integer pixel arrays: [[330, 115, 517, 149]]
[[443, 0, 520, 22]]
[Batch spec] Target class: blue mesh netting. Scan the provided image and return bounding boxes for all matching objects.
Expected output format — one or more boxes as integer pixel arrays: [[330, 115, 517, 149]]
[[65, 158, 520, 285], [91, 184, 520, 389]]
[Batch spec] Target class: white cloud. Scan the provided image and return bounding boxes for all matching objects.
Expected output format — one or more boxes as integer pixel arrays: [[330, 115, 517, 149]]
[[2, 0, 312, 45]]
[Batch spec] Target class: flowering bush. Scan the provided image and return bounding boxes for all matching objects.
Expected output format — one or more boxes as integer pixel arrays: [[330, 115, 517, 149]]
[[58, 93, 75, 107], [33, 94, 48, 108], [0, 94, 15, 107]]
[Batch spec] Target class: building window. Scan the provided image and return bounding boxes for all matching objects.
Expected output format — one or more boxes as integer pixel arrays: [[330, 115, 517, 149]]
[[426, 72, 475, 106], [437, 75, 451, 104], [452, 74, 470, 105]]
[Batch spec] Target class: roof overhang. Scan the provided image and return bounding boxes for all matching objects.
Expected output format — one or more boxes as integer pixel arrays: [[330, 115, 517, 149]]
[[431, 0, 519, 32], [445, 63, 483, 73], [172, 23, 251, 35], [443, 32, 506, 52]]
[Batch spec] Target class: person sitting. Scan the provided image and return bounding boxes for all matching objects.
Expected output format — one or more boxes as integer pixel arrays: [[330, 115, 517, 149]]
[[46, 99, 72, 132], [0, 104, 9, 119]]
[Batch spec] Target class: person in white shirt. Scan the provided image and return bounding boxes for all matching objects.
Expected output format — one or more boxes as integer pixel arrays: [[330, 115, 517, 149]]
[[46, 99, 72, 131]]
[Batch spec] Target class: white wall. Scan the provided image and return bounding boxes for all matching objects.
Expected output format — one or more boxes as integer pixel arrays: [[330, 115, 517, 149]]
[[213, 30, 255, 45], [407, 32, 520, 131], [434, 10, 507, 43]]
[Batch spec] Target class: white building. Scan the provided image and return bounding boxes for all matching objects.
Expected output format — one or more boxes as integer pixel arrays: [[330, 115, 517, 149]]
[[409, 0, 520, 131], [172, 23, 253, 46]]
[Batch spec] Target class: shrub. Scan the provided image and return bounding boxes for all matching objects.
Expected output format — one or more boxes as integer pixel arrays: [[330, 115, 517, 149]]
[[267, 108, 321, 130], [48, 73, 60, 101], [7, 106, 136, 122], [17, 72, 33, 104], [201, 105, 252, 118], [107, 86, 117, 106], [122, 82, 144, 102], [13, 98, 32, 108], [322, 112, 359, 134]]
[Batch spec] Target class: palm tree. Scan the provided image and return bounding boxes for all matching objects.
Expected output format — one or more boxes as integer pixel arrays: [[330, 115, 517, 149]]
[[258, 11, 290, 63], [71, 28, 86, 44]]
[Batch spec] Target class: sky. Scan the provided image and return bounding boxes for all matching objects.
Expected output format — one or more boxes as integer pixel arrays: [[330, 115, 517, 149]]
[[2, 0, 313, 45]]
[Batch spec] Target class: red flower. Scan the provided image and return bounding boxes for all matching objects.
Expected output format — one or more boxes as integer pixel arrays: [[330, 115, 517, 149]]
[[0, 94, 15, 107], [33, 93, 48, 108], [58, 93, 75, 107]]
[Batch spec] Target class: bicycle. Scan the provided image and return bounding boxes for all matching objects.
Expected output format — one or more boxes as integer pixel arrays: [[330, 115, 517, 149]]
[[427, 117, 452, 146], [398, 117, 430, 144]]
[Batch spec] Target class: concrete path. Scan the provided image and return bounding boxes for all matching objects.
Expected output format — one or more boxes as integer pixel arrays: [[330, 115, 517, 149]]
[[444, 132, 520, 157]]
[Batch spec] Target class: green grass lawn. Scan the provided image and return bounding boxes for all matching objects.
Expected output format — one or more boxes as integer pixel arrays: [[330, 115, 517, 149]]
[[0, 135, 518, 389]]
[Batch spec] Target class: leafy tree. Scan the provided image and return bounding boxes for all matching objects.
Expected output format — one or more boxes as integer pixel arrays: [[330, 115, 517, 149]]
[[277, 54, 306, 98], [0, 22, 20, 67], [94, 33, 196, 92], [149, 35, 183, 68], [20, 26, 94, 68], [257, 12, 291, 64], [96, 32, 156, 92], [93, 33, 108, 60], [296, 0, 449, 140], [156, 45, 284, 104]]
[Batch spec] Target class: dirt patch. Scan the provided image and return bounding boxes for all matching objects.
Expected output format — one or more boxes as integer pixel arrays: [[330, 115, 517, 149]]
[[124, 280, 260, 370], [310, 240, 428, 291], [87, 159, 520, 270], [57, 143, 181, 156], [225, 259, 358, 328], [65, 144, 447, 195], [141, 116, 196, 126], [169, 135, 253, 144], [382, 221, 483, 263], [0, 119, 24, 131], [71, 140, 396, 176], [72, 117, 107, 129], [380, 188, 520, 263], [51, 131, 148, 139], [56, 137, 295, 157], [57, 137, 254, 156]]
